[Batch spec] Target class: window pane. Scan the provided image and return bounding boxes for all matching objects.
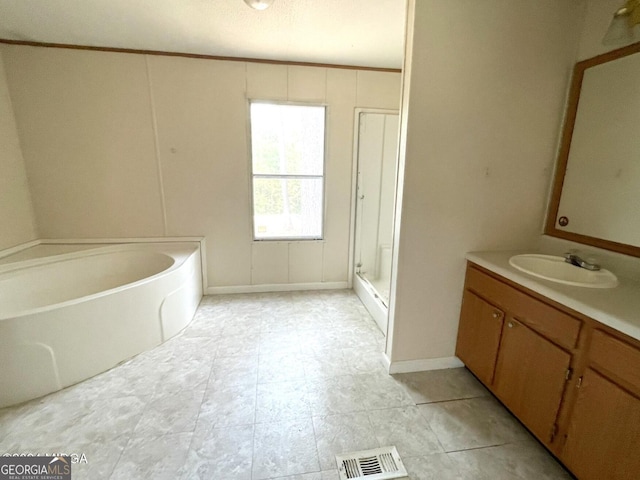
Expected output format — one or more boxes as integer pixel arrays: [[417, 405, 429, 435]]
[[253, 177, 323, 239], [251, 103, 325, 176]]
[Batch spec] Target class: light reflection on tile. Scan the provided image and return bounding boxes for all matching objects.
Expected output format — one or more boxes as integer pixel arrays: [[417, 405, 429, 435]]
[[258, 352, 306, 384]]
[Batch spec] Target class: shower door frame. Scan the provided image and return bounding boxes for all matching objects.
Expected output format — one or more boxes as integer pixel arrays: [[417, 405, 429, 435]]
[[348, 107, 400, 334]]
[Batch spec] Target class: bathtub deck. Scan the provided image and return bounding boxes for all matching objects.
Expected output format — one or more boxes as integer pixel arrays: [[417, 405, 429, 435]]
[[0, 291, 569, 480]]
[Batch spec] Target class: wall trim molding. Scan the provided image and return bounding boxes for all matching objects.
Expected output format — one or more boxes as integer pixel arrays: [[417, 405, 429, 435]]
[[0, 239, 41, 260], [0, 39, 402, 73], [387, 356, 464, 374], [206, 281, 348, 295]]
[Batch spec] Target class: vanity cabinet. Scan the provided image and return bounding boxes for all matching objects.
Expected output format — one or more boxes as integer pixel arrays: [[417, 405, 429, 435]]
[[492, 317, 571, 444], [457, 263, 640, 480], [457, 291, 503, 385], [456, 265, 577, 447], [562, 330, 640, 480]]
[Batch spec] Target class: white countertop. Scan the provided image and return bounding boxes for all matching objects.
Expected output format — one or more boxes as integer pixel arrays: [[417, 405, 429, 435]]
[[466, 251, 640, 342]]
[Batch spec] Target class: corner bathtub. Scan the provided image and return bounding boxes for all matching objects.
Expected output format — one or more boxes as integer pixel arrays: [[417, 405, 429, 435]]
[[0, 242, 202, 408]]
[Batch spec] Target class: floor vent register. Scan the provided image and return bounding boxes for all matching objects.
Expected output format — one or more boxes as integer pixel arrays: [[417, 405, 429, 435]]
[[336, 446, 408, 480]]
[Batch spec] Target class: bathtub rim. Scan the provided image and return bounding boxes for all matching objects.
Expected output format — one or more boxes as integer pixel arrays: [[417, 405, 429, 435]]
[[0, 241, 201, 322], [0, 236, 206, 289]]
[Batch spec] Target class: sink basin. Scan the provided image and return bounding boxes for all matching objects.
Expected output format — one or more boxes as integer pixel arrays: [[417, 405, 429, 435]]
[[508, 254, 618, 288]]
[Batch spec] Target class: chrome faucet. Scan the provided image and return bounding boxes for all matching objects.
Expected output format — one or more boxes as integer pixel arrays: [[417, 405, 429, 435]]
[[564, 252, 600, 271]]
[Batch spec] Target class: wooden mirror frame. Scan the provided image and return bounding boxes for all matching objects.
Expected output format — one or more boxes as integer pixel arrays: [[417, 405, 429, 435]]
[[545, 41, 640, 258]]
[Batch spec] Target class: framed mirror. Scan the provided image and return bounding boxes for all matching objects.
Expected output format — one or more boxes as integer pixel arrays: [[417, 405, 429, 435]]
[[546, 42, 640, 257]]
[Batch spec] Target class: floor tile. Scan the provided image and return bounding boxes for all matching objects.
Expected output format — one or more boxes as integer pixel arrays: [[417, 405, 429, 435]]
[[307, 375, 367, 415], [312, 412, 379, 471], [216, 334, 260, 357], [258, 352, 306, 384], [133, 388, 204, 437], [418, 397, 531, 452], [341, 348, 387, 375], [179, 423, 254, 480], [447, 443, 572, 480], [0, 290, 570, 480], [259, 330, 302, 354], [110, 432, 192, 480], [393, 368, 488, 404], [199, 382, 256, 428], [69, 437, 129, 480], [219, 317, 263, 337], [368, 406, 443, 458], [301, 351, 350, 379], [1, 396, 148, 449], [402, 453, 463, 480], [270, 473, 322, 480], [355, 373, 415, 410], [256, 380, 311, 423], [252, 418, 320, 479], [209, 355, 259, 388]]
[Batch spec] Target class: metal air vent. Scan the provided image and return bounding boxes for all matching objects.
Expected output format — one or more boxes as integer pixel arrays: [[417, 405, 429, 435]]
[[336, 446, 408, 480]]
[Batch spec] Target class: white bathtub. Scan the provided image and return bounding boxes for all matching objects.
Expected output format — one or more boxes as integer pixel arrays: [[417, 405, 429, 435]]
[[0, 242, 203, 408]]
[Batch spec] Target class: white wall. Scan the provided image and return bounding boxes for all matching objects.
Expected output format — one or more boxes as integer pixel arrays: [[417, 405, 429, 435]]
[[388, 0, 585, 363], [0, 49, 37, 251], [577, 0, 632, 60], [1, 45, 400, 290]]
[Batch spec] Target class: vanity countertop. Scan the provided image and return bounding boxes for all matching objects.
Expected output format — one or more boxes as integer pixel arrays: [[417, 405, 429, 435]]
[[466, 251, 640, 342]]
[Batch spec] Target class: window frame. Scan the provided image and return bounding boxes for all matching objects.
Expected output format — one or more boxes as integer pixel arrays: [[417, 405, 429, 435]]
[[248, 100, 327, 242]]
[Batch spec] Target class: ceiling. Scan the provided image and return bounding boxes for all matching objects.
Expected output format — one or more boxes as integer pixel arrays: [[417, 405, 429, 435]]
[[0, 0, 407, 69]]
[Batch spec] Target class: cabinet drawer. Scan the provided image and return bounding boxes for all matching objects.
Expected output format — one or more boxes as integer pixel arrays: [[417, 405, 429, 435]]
[[590, 329, 640, 392], [466, 266, 581, 349]]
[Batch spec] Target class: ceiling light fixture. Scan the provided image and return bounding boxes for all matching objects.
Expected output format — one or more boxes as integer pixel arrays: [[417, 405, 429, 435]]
[[603, 0, 640, 45], [243, 0, 274, 10]]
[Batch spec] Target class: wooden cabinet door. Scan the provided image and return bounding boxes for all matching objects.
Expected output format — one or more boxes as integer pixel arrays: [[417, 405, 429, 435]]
[[456, 291, 504, 385], [493, 317, 571, 445], [562, 368, 640, 480]]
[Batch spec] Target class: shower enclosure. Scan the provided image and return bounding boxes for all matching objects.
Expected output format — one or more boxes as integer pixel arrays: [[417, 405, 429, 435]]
[[353, 110, 399, 333]]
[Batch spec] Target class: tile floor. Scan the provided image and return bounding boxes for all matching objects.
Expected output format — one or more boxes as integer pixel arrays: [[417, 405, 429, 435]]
[[0, 290, 572, 479]]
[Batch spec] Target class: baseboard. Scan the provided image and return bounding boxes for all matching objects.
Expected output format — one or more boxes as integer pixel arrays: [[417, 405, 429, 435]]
[[206, 281, 349, 295], [387, 356, 464, 374], [382, 352, 392, 372]]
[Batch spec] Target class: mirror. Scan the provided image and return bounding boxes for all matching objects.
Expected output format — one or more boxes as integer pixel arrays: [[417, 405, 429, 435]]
[[546, 42, 640, 257]]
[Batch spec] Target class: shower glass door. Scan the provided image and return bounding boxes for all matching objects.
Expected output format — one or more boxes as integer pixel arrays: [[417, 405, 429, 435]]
[[354, 111, 399, 307]]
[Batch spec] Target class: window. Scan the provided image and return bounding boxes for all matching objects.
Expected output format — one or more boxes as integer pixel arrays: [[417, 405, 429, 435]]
[[250, 102, 326, 240]]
